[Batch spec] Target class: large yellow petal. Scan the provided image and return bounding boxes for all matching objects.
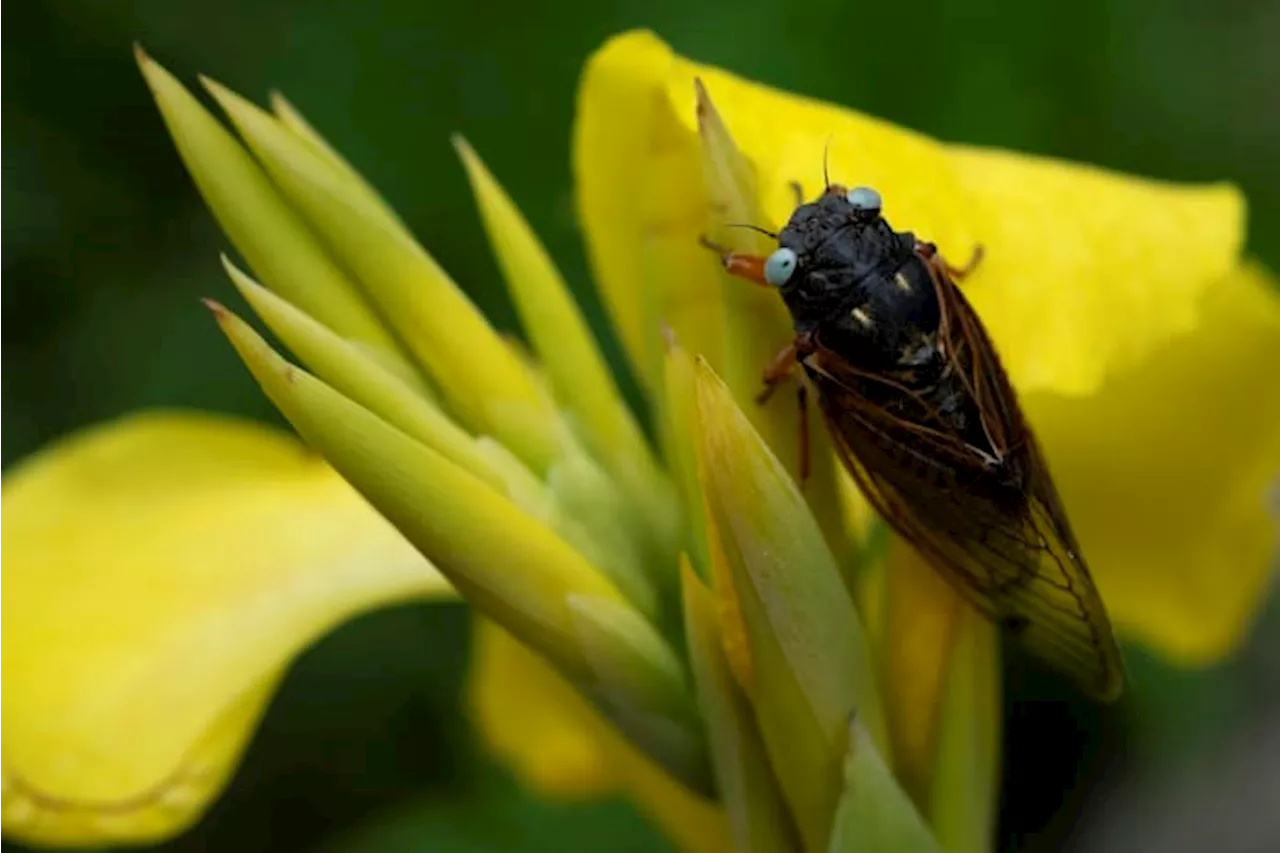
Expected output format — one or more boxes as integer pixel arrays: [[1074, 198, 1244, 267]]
[[468, 618, 617, 798], [574, 32, 723, 393], [574, 31, 1242, 399], [1, 412, 453, 846], [468, 620, 733, 853], [1024, 262, 1280, 663]]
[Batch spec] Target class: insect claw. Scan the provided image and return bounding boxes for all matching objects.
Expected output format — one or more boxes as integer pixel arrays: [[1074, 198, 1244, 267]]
[[698, 233, 731, 260], [788, 180, 805, 207], [947, 245, 985, 280]]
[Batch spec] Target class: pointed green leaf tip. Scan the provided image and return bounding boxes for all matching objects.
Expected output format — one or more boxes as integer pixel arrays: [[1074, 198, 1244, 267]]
[[220, 257, 505, 493], [133, 46, 409, 372], [694, 79, 792, 443], [691, 357, 885, 851], [828, 717, 942, 853], [452, 137, 658, 483], [198, 74, 562, 472]]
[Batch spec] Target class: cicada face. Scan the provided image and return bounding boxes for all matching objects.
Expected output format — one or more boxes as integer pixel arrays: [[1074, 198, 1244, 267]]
[[722, 183, 1125, 701]]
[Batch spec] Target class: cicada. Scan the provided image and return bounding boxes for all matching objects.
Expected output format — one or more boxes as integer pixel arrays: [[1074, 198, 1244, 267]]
[[705, 183, 1125, 701]]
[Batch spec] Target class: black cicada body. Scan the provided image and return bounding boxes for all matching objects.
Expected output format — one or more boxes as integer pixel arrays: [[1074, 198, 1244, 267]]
[[707, 184, 1125, 701]]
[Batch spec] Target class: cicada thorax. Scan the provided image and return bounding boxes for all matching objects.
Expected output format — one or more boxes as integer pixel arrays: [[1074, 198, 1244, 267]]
[[778, 202, 1010, 484]]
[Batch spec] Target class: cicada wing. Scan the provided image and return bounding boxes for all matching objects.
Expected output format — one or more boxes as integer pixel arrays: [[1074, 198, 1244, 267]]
[[811, 369, 1125, 701]]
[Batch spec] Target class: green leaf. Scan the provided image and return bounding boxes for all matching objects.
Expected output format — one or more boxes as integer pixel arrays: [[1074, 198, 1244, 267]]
[[693, 81, 854, 577], [203, 76, 562, 472], [212, 304, 706, 791], [135, 49, 410, 375], [454, 136, 673, 541], [692, 358, 885, 851], [681, 560, 799, 853], [828, 717, 942, 853]]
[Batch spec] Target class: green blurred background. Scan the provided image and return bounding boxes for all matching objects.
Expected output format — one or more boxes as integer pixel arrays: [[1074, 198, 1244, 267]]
[[5, 1, 1279, 850]]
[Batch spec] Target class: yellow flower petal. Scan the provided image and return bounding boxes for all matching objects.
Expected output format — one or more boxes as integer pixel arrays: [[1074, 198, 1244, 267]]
[[574, 30, 1243, 399], [469, 618, 618, 798], [928, 611, 1000, 853], [1, 412, 452, 846], [574, 32, 723, 392], [1024, 261, 1280, 662], [881, 545, 1001, 853], [881, 546, 963, 809], [468, 620, 733, 853]]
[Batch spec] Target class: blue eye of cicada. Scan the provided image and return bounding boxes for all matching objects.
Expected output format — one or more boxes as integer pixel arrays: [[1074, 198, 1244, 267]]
[[764, 247, 798, 286], [846, 186, 882, 214]]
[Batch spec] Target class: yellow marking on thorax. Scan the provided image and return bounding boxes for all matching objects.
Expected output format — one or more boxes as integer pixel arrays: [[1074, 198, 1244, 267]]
[[894, 272, 912, 293], [851, 306, 873, 328]]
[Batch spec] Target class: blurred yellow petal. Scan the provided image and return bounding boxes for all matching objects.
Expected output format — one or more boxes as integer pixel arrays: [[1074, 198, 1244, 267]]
[[135, 49, 409, 373], [882, 546, 963, 810], [1, 412, 452, 846], [574, 32, 722, 392], [948, 147, 1242, 393], [1025, 261, 1280, 662], [594, 724, 733, 853], [469, 618, 617, 798], [574, 30, 1243, 400], [928, 611, 1000, 853], [469, 620, 733, 853], [881, 545, 1001, 853]]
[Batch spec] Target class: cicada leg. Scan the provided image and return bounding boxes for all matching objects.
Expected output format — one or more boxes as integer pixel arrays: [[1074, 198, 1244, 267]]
[[796, 381, 811, 485], [699, 235, 769, 286], [756, 335, 817, 486], [788, 180, 805, 207], [756, 340, 800, 403], [915, 239, 985, 281]]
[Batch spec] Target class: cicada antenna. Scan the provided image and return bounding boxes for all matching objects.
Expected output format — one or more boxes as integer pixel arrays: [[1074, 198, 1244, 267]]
[[822, 135, 833, 190], [726, 222, 778, 239]]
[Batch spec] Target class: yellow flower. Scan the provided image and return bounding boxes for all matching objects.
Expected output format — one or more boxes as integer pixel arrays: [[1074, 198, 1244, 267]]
[[4, 28, 1277, 853]]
